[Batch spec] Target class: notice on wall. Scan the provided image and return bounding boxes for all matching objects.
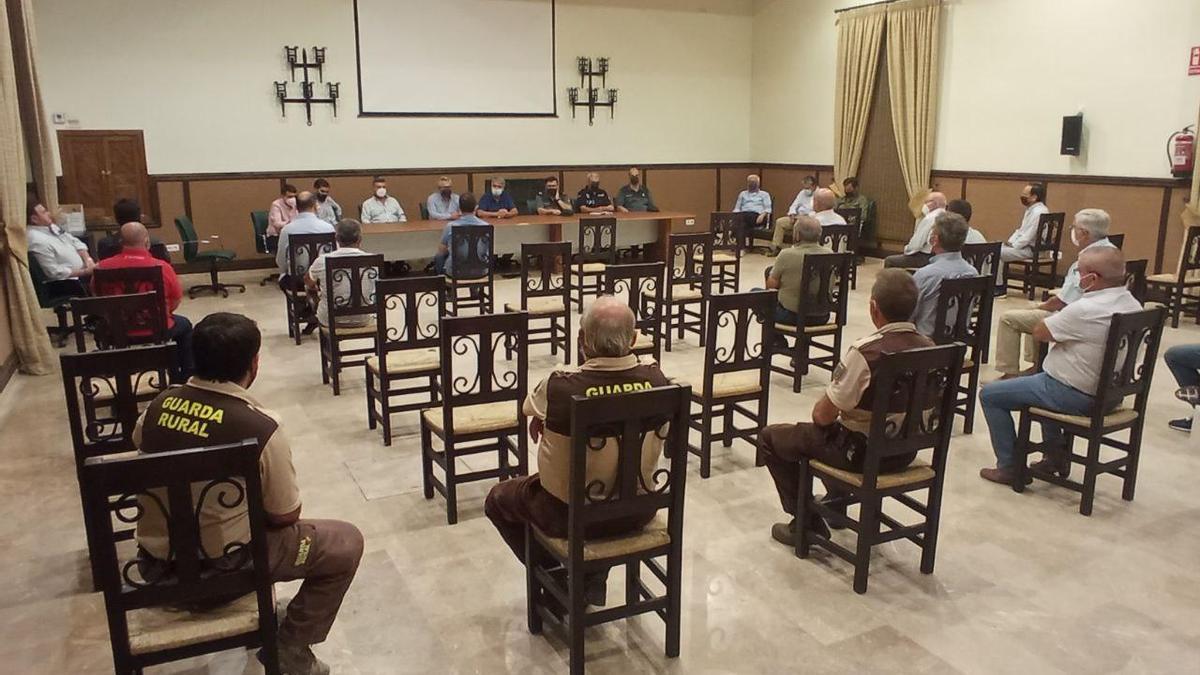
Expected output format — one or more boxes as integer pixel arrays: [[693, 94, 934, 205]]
[[1190, 46, 1200, 76]]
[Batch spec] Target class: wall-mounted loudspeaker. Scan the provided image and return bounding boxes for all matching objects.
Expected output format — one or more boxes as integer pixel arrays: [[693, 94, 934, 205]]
[[1061, 114, 1083, 156]]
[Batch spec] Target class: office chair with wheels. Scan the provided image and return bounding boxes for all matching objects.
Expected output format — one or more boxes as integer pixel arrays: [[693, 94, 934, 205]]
[[174, 216, 246, 298]]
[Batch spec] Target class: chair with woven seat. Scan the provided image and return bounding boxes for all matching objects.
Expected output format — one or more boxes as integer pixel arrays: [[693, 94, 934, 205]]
[[283, 232, 336, 344], [70, 292, 165, 353], [796, 343, 965, 594], [420, 311, 530, 524], [570, 217, 617, 314], [29, 252, 85, 347], [684, 290, 775, 478], [1125, 258, 1148, 303], [250, 210, 278, 286], [709, 212, 743, 294], [929, 275, 993, 434], [831, 209, 862, 288], [662, 232, 710, 352], [318, 253, 383, 396], [174, 216, 245, 298], [1012, 306, 1166, 515], [506, 242, 570, 364], [80, 438, 280, 674], [445, 223, 495, 316], [771, 252, 852, 393], [525, 385, 691, 675], [1146, 225, 1200, 328], [607, 261, 665, 363], [366, 277, 445, 445], [1005, 211, 1066, 299]]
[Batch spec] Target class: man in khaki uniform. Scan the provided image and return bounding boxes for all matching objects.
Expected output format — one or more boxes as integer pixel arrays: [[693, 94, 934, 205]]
[[759, 215, 833, 326], [135, 312, 362, 675], [759, 270, 935, 545], [485, 297, 671, 606]]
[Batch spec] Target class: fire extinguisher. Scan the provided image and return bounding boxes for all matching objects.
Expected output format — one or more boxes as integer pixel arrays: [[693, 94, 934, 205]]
[[1169, 125, 1195, 178]]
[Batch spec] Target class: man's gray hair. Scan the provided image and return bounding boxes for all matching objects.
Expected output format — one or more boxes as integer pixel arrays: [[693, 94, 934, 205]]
[[335, 218, 363, 246], [492, 176, 506, 186], [933, 212, 969, 251], [792, 214, 822, 244], [580, 296, 636, 358], [1074, 208, 1111, 240]]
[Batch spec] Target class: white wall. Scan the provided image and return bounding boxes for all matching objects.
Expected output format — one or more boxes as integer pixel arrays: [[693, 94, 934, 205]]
[[753, 0, 1200, 178], [34, 0, 754, 175]]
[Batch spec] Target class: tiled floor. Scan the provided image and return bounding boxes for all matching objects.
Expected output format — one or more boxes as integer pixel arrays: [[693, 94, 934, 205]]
[[2, 255, 1199, 674]]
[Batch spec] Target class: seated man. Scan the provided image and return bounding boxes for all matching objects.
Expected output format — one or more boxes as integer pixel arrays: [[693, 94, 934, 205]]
[[313, 178, 342, 225], [434, 192, 489, 277], [836, 176, 875, 237], [133, 312, 363, 675], [477, 176, 519, 219], [27, 200, 95, 285], [760, 269, 933, 544], [979, 246, 1140, 483], [1001, 182, 1050, 269], [305, 219, 376, 328], [614, 167, 658, 213], [770, 174, 817, 254], [761, 215, 833, 327], [426, 176, 461, 221], [1165, 343, 1200, 432], [884, 191, 947, 269], [484, 296, 672, 606], [360, 176, 406, 223], [534, 176, 574, 216], [575, 172, 613, 215], [946, 199, 986, 244], [276, 191, 336, 282], [910, 212, 979, 336], [93, 221, 193, 383], [994, 209, 1117, 379], [267, 183, 298, 236], [732, 174, 772, 230]]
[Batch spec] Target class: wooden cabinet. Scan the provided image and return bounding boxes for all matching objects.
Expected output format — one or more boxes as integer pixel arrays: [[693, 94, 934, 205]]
[[58, 130, 151, 223]]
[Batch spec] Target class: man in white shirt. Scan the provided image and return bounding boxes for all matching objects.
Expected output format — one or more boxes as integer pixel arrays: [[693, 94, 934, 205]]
[[811, 188, 846, 228], [26, 201, 95, 282], [947, 199, 987, 244], [305, 219, 377, 328], [1001, 183, 1050, 264], [884, 192, 947, 269], [360, 176, 406, 223], [979, 246, 1140, 484], [276, 191, 336, 278], [994, 209, 1117, 379], [769, 175, 817, 254]]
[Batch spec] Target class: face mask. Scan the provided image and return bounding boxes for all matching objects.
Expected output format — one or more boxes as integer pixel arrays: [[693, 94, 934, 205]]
[[285, 197, 296, 208], [375, 187, 387, 198], [921, 204, 931, 216], [802, 188, 814, 196], [492, 187, 503, 197], [440, 188, 452, 198], [1079, 273, 1097, 292], [748, 182, 759, 191], [316, 193, 328, 202], [1070, 229, 1081, 247], [590, 181, 600, 189], [547, 187, 558, 197], [1019, 196, 1031, 207], [629, 175, 640, 186]]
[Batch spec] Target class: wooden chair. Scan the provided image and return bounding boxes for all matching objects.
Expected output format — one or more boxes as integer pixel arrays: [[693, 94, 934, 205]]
[[283, 232, 336, 344], [366, 277, 444, 446], [1108, 233, 1125, 250], [662, 232, 710, 352], [929, 275, 993, 434], [1005, 211, 1066, 299], [525, 385, 691, 675], [70, 292, 165, 353], [771, 252, 852, 393], [81, 439, 280, 674], [1147, 225, 1200, 328], [796, 343, 965, 594], [961, 241, 1003, 288], [445, 223, 495, 316], [1125, 259, 1148, 304], [833, 207, 862, 288], [61, 344, 175, 590], [608, 261, 664, 363], [1013, 306, 1167, 515], [685, 290, 775, 478], [570, 217, 617, 314], [709, 212, 743, 294], [506, 242, 570, 364], [420, 312, 530, 524], [318, 253, 383, 396]]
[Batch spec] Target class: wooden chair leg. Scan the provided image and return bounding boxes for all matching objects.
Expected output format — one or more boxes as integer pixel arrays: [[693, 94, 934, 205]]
[[853, 495, 880, 594], [445, 446, 458, 525], [1122, 425, 1144, 501], [665, 546, 682, 658], [319, 335, 330, 385], [920, 483, 945, 574], [517, 430, 529, 477], [1012, 411, 1032, 493], [1079, 437, 1102, 516], [624, 560, 639, 606], [795, 459, 813, 559], [525, 534, 544, 635], [380, 383, 392, 447], [420, 422, 434, 499], [963, 367, 980, 434], [568, 569, 587, 675], [722, 405, 734, 448], [699, 406, 713, 479], [366, 368, 377, 430]]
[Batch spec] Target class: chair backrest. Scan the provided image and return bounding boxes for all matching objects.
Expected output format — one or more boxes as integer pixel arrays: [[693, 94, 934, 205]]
[[796, 252, 853, 325], [834, 206, 862, 232], [577, 216, 617, 265], [667, 232, 710, 293], [70, 292, 165, 352], [287, 233, 336, 286], [702, 290, 775, 390], [1107, 233, 1125, 250], [564, 385, 690, 538], [375, 276, 445, 362], [449, 223, 494, 279], [520, 241, 570, 305], [1092, 306, 1167, 419], [60, 344, 176, 468], [709, 212, 742, 254], [250, 211, 269, 254], [173, 216, 199, 262], [91, 265, 168, 342], [820, 223, 855, 254], [604, 262, 665, 356], [81, 440, 274, 653], [1124, 259, 1148, 303], [1175, 225, 1200, 277], [960, 241, 1003, 287], [323, 253, 383, 327], [419, 202, 430, 220], [26, 252, 55, 307], [930, 275, 992, 361], [439, 312, 529, 435], [1031, 212, 1067, 257]]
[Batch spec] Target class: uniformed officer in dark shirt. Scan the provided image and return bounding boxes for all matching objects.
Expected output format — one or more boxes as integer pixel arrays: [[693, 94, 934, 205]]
[[576, 172, 614, 214], [614, 167, 659, 213], [534, 176, 574, 216]]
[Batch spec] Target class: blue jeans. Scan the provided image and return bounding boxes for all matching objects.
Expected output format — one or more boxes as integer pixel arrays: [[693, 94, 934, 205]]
[[979, 372, 1098, 469], [1165, 344, 1200, 389]]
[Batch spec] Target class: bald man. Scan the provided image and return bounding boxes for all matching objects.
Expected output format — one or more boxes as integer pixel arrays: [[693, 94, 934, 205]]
[[885, 192, 947, 269], [979, 247, 1141, 485], [811, 188, 847, 228], [93, 218, 193, 382], [484, 296, 671, 608]]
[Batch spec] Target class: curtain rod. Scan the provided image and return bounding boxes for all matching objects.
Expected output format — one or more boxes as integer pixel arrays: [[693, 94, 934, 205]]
[[834, 0, 900, 14]]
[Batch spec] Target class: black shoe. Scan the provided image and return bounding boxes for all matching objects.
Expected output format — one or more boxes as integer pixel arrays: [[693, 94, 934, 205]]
[[819, 495, 849, 530], [546, 567, 606, 607], [301, 321, 319, 336], [1169, 417, 1192, 433], [1030, 453, 1070, 477]]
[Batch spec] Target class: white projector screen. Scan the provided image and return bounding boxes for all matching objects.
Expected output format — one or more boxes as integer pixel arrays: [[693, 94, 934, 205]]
[[354, 0, 556, 116]]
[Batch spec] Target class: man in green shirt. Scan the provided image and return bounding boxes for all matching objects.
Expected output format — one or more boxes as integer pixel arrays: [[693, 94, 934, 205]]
[[614, 167, 659, 212], [836, 176, 875, 239], [761, 215, 833, 326]]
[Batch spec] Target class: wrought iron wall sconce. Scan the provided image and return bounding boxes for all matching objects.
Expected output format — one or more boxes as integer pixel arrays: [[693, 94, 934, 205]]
[[274, 46, 339, 126], [567, 56, 617, 126]]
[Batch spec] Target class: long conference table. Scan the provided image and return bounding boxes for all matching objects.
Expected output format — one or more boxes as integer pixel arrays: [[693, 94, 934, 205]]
[[360, 211, 699, 264]]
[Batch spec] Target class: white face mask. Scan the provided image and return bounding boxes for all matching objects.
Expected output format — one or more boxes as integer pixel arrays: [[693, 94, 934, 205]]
[[921, 204, 931, 216], [375, 187, 387, 198], [802, 188, 814, 196], [492, 187, 503, 197], [1070, 229, 1081, 247]]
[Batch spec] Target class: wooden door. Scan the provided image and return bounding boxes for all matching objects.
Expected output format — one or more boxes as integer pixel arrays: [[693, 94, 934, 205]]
[[58, 130, 151, 223]]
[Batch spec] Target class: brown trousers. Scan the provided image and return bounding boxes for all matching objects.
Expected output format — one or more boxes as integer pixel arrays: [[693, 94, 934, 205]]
[[267, 518, 364, 645], [485, 474, 655, 563], [759, 423, 915, 516]]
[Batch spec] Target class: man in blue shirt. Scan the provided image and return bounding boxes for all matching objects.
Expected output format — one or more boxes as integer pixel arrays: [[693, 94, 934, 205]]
[[426, 176, 461, 220], [910, 212, 980, 336], [477, 176, 518, 219], [733, 174, 772, 229], [436, 192, 490, 276]]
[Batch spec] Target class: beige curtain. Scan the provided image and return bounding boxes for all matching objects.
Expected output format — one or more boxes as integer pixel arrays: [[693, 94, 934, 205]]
[[832, 5, 886, 192], [886, 0, 942, 217], [0, 0, 54, 375]]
